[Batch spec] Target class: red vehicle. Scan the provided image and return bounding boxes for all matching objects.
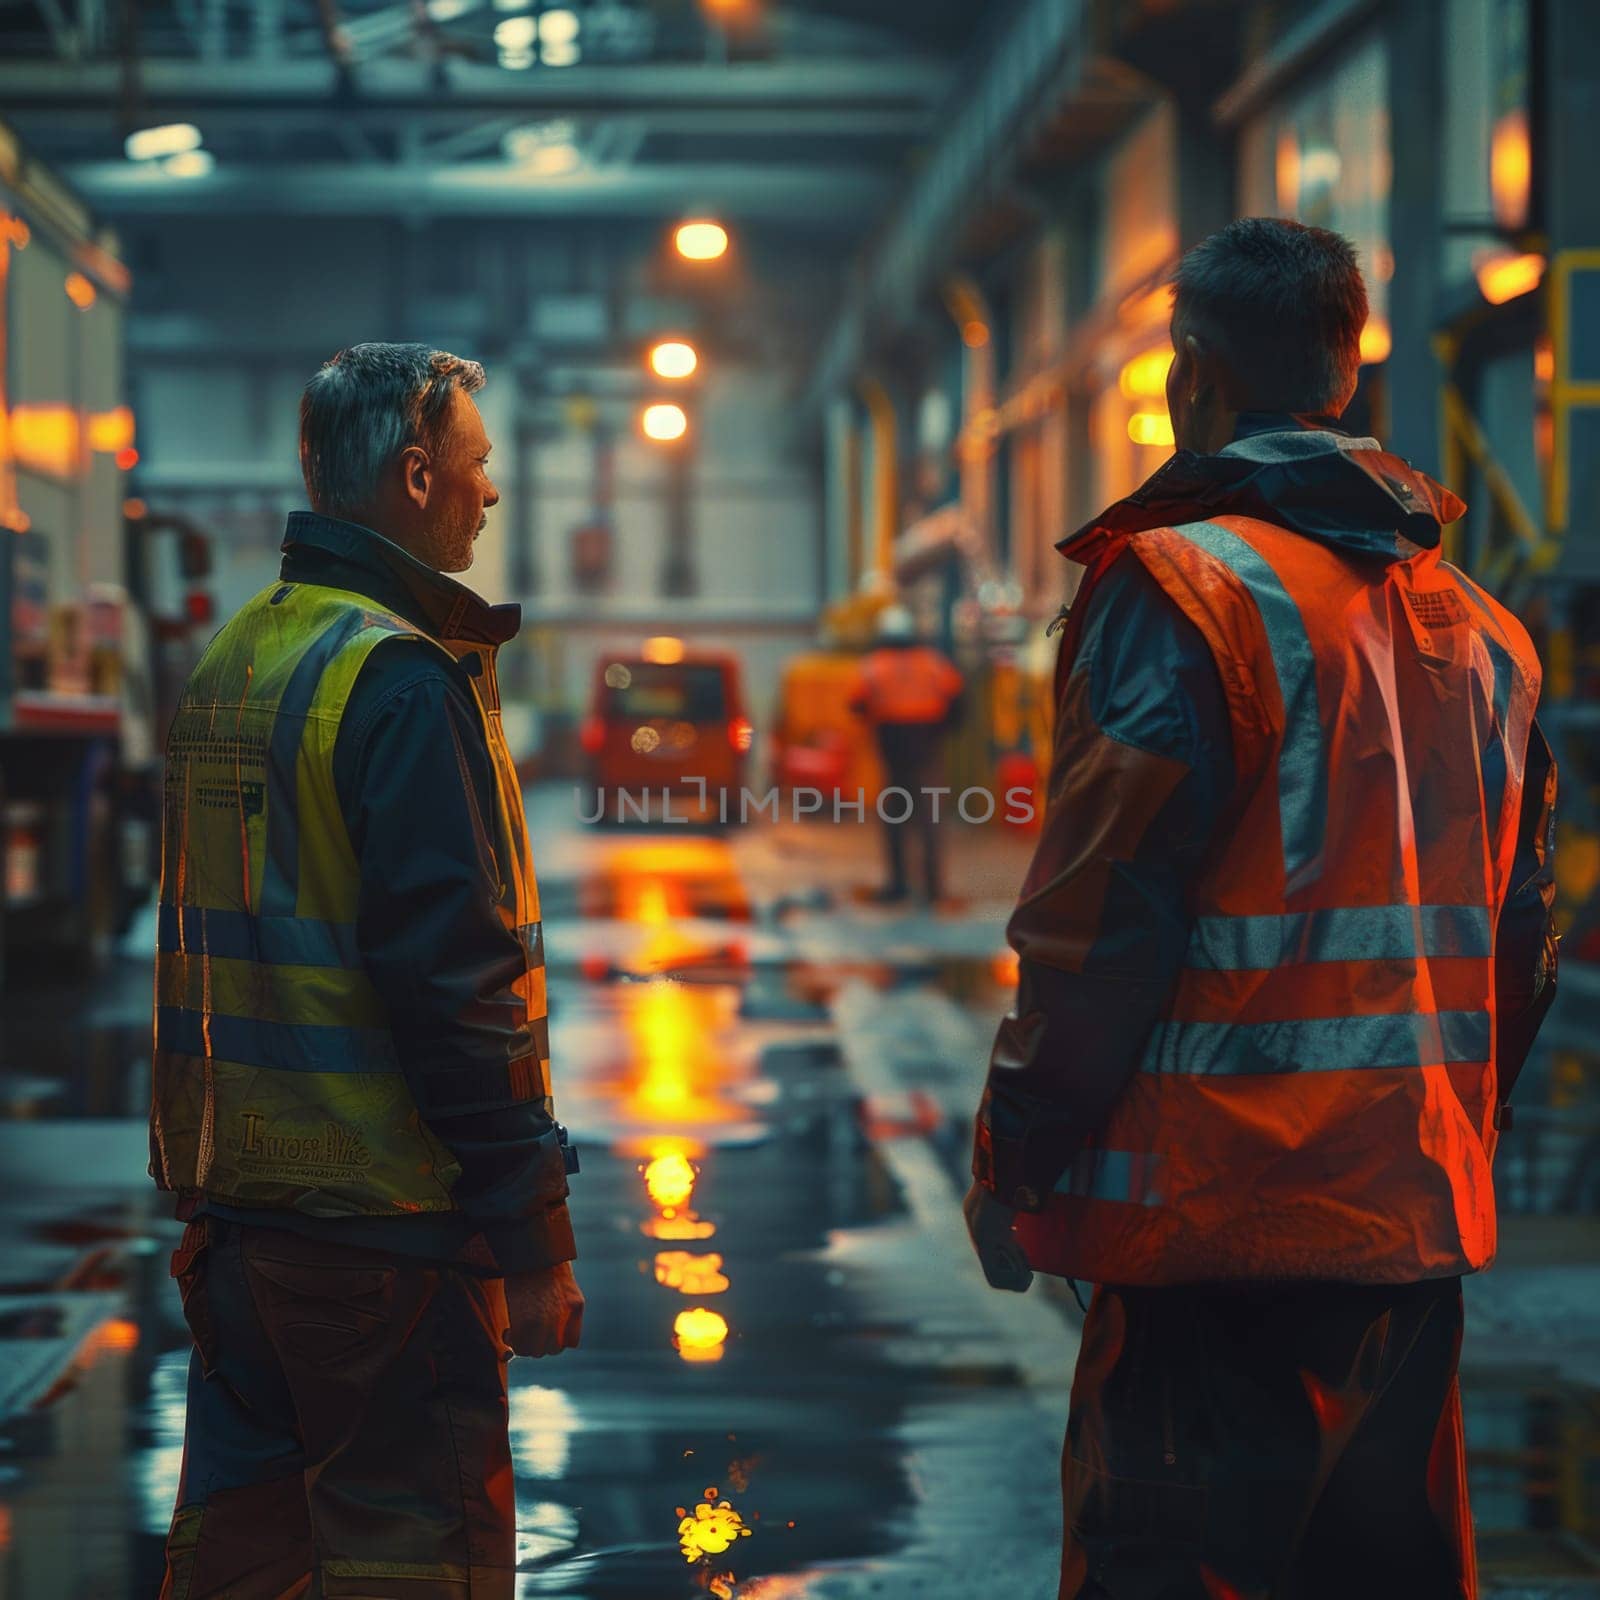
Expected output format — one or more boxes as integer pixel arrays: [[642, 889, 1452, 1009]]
[[579, 640, 752, 823]]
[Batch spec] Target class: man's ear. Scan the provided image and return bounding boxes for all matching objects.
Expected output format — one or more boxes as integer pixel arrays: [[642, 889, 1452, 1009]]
[[400, 445, 432, 511], [1182, 330, 1239, 452], [1183, 331, 1214, 405]]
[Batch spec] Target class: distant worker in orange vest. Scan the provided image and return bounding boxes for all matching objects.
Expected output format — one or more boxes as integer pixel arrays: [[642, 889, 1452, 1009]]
[[965, 219, 1558, 1598], [850, 605, 965, 904]]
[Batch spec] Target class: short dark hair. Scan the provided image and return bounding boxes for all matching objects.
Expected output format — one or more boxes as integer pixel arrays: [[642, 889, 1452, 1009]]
[[1171, 217, 1368, 414], [299, 342, 486, 519]]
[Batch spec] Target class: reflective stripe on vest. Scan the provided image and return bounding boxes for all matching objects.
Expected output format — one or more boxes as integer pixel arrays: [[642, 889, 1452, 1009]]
[[159, 903, 361, 969], [257, 607, 372, 918], [155, 1007, 400, 1073], [1170, 520, 1327, 891], [1184, 904, 1493, 970], [1140, 1009, 1493, 1076], [150, 580, 550, 1217]]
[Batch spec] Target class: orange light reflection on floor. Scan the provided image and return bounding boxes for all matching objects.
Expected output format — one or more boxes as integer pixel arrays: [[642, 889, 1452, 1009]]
[[654, 1251, 729, 1295], [644, 1151, 697, 1210], [642, 1214, 718, 1240], [622, 980, 745, 1129], [80, 1317, 141, 1363], [674, 1306, 729, 1362], [677, 1494, 752, 1560]]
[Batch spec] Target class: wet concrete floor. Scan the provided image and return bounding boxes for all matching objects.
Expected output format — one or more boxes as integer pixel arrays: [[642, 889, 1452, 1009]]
[[0, 784, 1596, 1597]]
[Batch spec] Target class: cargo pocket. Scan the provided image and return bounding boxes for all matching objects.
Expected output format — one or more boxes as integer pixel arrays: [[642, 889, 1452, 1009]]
[[247, 1254, 398, 1371], [170, 1219, 219, 1379]]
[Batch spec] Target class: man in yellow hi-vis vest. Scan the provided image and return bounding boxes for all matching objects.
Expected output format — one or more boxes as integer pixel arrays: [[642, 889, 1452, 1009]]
[[153, 344, 582, 1600]]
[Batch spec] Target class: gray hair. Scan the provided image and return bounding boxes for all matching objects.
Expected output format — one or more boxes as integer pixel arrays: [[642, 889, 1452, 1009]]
[[299, 342, 486, 519]]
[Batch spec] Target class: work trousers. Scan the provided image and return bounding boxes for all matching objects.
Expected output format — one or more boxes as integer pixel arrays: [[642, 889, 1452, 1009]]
[[1061, 1277, 1474, 1600], [160, 1217, 516, 1600], [874, 720, 947, 900]]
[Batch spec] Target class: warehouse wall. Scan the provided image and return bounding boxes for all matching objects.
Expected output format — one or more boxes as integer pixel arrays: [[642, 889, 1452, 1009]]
[[117, 216, 831, 731]]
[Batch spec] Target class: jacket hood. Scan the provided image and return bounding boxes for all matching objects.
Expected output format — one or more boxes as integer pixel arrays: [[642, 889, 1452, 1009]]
[[1059, 416, 1466, 567]]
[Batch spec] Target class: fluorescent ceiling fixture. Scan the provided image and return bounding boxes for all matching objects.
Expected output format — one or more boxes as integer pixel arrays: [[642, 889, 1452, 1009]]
[[493, 15, 536, 48], [162, 149, 216, 179], [541, 39, 580, 65], [539, 7, 579, 43], [125, 123, 202, 162], [499, 46, 535, 68], [425, 0, 473, 17], [492, 0, 530, 9]]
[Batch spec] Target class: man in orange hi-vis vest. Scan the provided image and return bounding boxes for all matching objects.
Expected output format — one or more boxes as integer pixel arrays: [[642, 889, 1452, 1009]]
[[965, 220, 1558, 1598], [850, 605, 965, 902]]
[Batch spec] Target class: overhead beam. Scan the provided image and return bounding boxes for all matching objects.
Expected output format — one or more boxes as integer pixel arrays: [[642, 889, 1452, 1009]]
[[19, 102, 934, 140], [61, 159, 893, 220], [805, 0, 1095, 415], [0, 55, 953, 116], [30, 0, 76, 60]]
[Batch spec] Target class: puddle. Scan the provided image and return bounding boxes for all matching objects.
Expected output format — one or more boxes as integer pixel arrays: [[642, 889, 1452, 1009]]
[[2, 818, 1597, 1598]]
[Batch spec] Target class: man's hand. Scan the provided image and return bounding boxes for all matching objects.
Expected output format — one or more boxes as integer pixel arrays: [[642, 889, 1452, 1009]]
[[963, 1182, 1034, 1293], [505, 1260, 585, 1357]]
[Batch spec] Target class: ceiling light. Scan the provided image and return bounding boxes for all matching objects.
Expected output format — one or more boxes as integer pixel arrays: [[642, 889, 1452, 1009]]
[[649, 341, 698, 379], [425, 0, 473, 17], [163, 149, 215, 179], [673, 220, 728, 261], [526, 143, 580, 175], [641, 403, 688, 442], [492, 0, 530, 9], [538, 7, 579, 43], [125, 123, 202, 162], [541, 38, 580, 65], [504, 122, 580, 171], [499, 46, 535, 68], [494, 15, 536, 48], [503, 119, 575, 160]]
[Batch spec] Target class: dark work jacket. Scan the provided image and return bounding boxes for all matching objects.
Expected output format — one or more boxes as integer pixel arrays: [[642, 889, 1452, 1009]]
[[974, 414, 1559, 1208], [197, 512, 576, 1275]]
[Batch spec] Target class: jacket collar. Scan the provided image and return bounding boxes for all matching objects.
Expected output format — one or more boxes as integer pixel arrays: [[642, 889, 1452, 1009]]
[[279, 511, 521, 646], [1058, 412, 1465, 567]]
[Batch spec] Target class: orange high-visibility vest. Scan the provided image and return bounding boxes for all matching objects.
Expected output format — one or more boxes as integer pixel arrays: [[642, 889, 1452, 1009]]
[[1014, 514, 1542, 1285], [854, 645, 963, 725]]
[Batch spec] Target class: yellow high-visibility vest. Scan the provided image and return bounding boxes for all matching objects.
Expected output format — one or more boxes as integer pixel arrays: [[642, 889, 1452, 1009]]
[[150, 579, 548, 1216]]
